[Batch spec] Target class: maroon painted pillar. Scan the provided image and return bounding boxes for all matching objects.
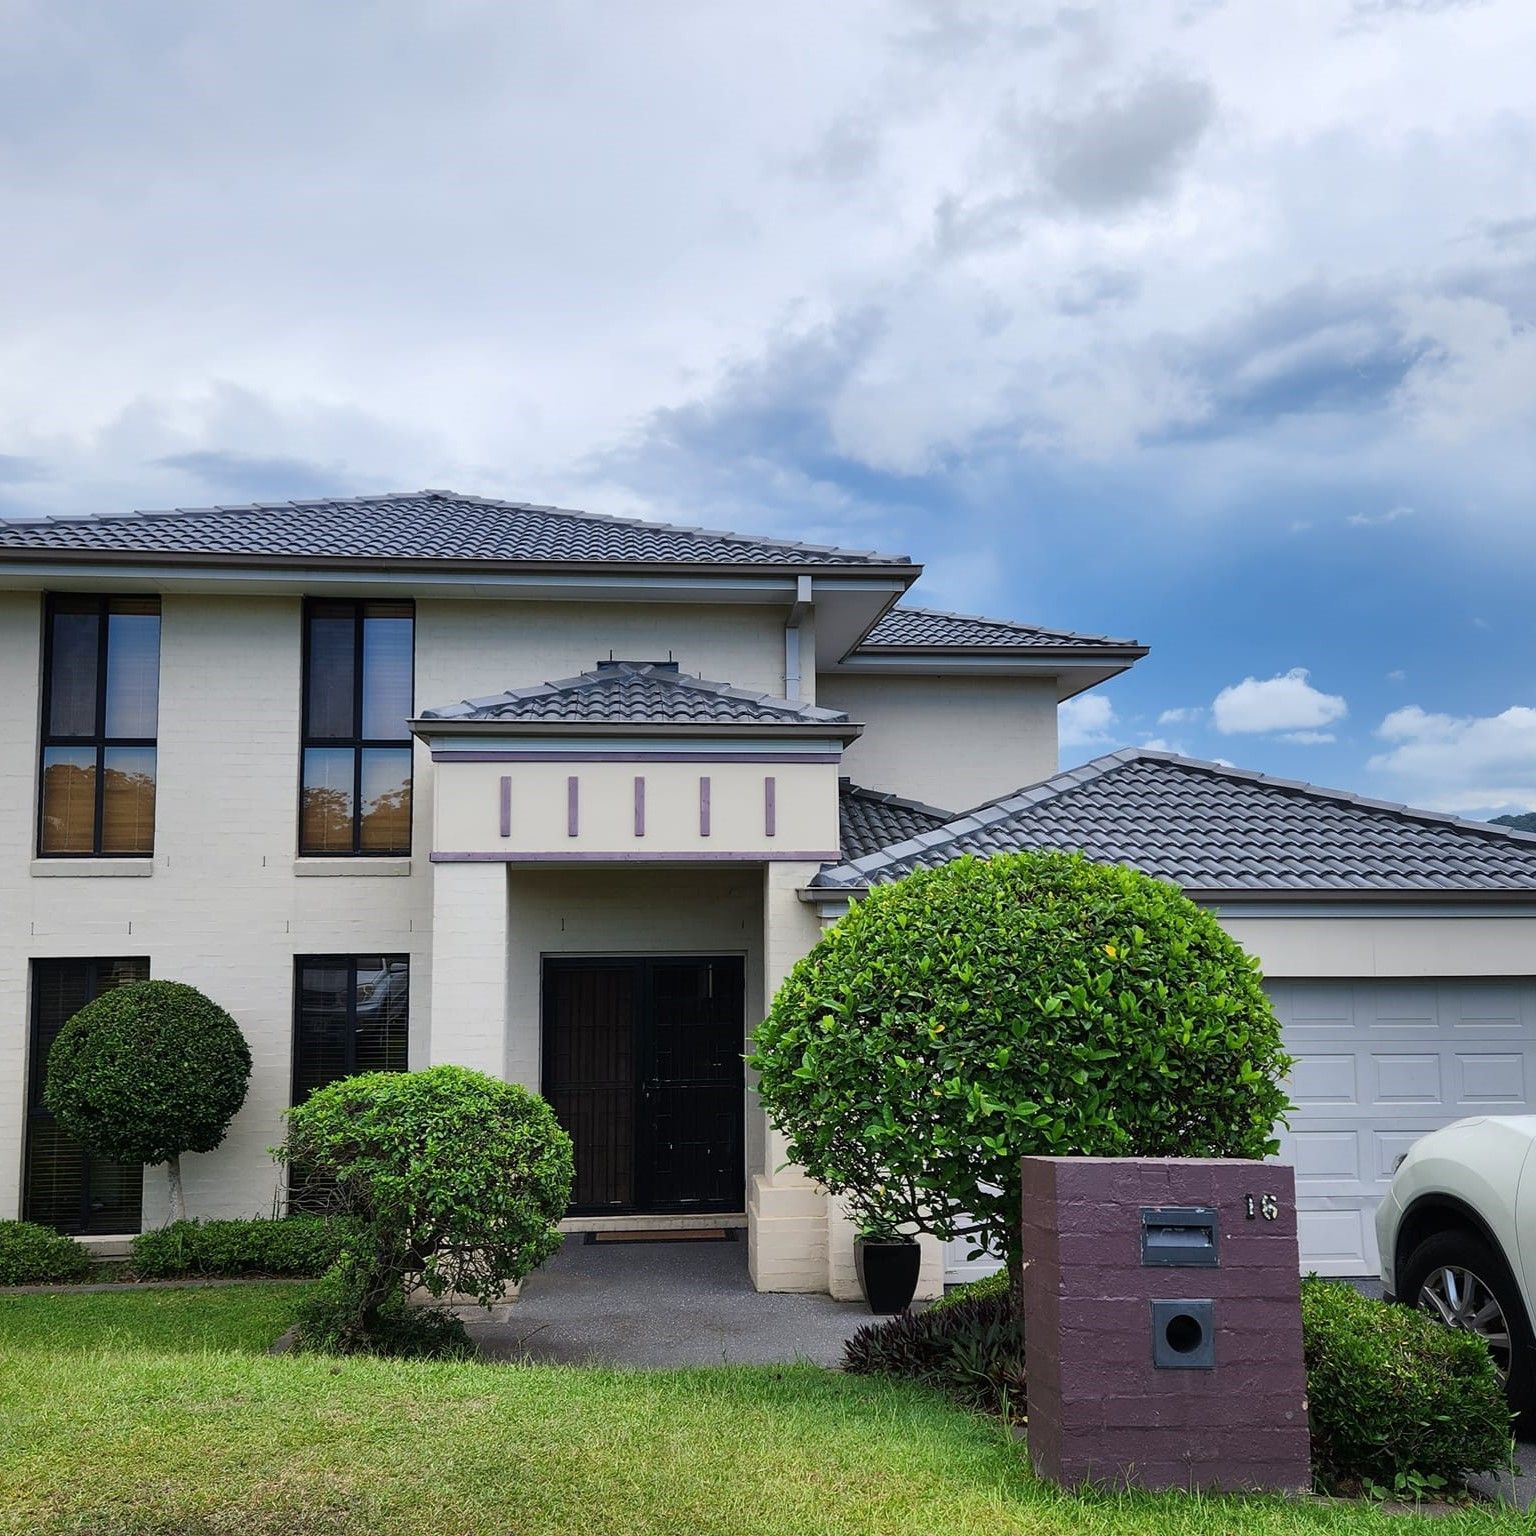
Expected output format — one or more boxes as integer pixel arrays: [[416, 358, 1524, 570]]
[[1021, 1156, 1310, 1494]]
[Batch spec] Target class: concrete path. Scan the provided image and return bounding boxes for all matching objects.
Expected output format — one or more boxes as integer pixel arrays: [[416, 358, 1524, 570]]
[[463, 1233, 874, 1367]]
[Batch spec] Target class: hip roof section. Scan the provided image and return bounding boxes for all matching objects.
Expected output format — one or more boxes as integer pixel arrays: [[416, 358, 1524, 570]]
[[813, 747, 1536, 898], [0, 489, 913, 572]]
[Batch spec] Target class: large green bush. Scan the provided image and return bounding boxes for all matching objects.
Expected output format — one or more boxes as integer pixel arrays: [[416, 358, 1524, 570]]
[[130, 1216, 360, 1279], [281, 1065, 573, 1356], [1301, 1276, 1512, 1498], [750, 851, 1291, 1266], [44, 980, 251, 1222], [0, 1221, 92, 1286]]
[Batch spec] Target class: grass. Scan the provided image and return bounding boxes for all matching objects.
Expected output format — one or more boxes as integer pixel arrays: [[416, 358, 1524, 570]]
[[0, 1287, 1526, 1536]]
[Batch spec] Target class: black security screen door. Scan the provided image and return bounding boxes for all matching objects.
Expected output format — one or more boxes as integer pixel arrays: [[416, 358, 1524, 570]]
[[542, 956, 745, 1216]]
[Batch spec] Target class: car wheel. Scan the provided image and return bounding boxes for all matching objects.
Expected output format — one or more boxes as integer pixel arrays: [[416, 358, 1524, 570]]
[[1400, 1230, 1535, 1421]]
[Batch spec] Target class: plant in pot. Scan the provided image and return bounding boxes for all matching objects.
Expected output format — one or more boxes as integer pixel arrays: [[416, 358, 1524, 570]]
[[852, 1200, 921, 1315]]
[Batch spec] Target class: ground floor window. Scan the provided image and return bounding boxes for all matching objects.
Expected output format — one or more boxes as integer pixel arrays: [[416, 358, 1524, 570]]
[[289, 955, 409, 1212], [24, 956, 150, 1234], [291, 955, 410, 1104]]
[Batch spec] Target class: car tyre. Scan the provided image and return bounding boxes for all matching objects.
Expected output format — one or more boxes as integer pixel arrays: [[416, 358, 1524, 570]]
[[1400, 1229, 1536, 1426]]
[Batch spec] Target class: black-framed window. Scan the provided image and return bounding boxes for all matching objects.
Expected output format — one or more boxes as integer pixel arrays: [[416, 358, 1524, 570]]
[[300, 600, 413, 855], [39, 595, 161, 856], [292, 955, 410, 1104], [24, 957, 150, 1233]]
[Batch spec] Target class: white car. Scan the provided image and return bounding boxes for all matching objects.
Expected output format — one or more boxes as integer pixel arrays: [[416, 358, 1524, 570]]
[[1377, 1115, 1536, 1415]]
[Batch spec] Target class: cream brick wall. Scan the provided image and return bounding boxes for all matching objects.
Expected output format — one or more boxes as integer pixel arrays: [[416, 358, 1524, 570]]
[[0, 589, 803, 1231], [817, 673, 1059, 811]]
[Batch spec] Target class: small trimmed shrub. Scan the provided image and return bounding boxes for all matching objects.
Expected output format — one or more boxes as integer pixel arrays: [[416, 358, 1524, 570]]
[[750, 851, 1290, 1276], [1302, 1276, 1512, 1498], [281, 1065, 573, 1356], [927, 1269, 1009, 1315], [130, 1216, 360, 1279], [844, 1288, 1025, 1416], [45, 980, 251, 1222], [0, 1221, 92, 1286]]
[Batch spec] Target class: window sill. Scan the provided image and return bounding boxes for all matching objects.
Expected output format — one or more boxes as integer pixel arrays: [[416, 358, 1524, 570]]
[[31, 859, 154, 878], [293, 858, 413, 878]]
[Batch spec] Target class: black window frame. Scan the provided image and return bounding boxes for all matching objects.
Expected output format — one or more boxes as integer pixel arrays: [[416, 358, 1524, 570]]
[[37, 593, 161, 859], [290, 952, 412, 1106], [23, 956, 151, 1234], [298, 598, 415, 857]]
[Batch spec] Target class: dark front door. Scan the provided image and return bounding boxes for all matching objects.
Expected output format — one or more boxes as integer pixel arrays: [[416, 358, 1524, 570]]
[[542, 956, 745, 1216]]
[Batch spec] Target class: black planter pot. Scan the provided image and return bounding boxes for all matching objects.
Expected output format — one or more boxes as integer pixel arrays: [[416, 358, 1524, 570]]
[[855, 1238, 922, 1314]]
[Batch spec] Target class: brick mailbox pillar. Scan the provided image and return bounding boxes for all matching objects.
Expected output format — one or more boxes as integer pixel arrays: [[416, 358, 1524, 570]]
[[1021, 1157, 1310, 1493]]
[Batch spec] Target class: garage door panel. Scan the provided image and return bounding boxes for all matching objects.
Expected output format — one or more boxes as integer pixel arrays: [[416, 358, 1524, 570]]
[[1458, 1052, 1528, 1104], [1373, 1053, 1442, 1104], [1287, 1053, 1357, 1104], [1271, 978, 1536, 1278]]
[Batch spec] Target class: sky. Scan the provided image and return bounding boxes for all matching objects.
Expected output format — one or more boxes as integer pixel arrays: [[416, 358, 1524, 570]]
[[1, 0, 1534, 815]]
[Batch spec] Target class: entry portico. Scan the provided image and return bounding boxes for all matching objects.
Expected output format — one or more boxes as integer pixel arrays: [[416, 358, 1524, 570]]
[[417, 658, 857, 1266]]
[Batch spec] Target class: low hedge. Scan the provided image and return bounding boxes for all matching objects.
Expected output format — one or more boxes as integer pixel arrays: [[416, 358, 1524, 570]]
[[130, 1216, 359, 1279], [1301, 1276, 1511, 1498], [843, 1286, 1025, 1416], [0, 1221, 93, 1286], [927, 1270, 1008, 1315]]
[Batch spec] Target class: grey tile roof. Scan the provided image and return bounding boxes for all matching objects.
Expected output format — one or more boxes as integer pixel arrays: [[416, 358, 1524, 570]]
[[420, 660, 856, 733], [858, 604, 1143, 652], [838, 781, 953, 862], [0, 490, 911, 570], [813, 748, 1536, 897]]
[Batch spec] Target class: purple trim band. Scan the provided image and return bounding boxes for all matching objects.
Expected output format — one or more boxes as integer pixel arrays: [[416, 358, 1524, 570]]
[[431, 750, 841, 764], [700, 776, 711, 838], [634, 775, 645, 837], [432, 850, 841, 864], [764, 776, 777, 838], [567, 776, 579, 838], [499, 775, 512, 838]]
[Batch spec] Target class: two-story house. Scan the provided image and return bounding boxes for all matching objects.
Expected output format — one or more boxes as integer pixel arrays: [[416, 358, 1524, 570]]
[[3, 489, 1535, 1293]]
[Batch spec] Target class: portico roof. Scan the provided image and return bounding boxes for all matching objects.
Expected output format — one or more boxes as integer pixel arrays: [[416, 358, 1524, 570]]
[[417, 660, 861, 740]]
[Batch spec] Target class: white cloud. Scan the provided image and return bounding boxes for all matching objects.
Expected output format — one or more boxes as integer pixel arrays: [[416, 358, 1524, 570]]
[[1158, 706, 1202, 725], [1387, 668, 1407, 681], [1347, 504, 1413, 526], [1211, 668, 1349, 735], [1059, 694, 1117, 748], [1281, 730, 1337, 744], [1395, 296, 1536, 445], [1139, 736, 1182, 753], [1368, 703, 1536, 812]]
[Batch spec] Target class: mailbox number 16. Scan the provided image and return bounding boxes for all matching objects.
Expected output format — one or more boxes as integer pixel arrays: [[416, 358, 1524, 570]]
[[1245, 1194, 1279, 1221]]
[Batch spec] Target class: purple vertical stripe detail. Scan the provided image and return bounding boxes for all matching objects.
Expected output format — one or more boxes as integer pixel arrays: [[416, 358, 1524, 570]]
[[764, 775, 777, 838], [499, 775, 512, 838], [699, 776, 711, 837], [567, 775, 579, 838], [634, 775, 646, 837]]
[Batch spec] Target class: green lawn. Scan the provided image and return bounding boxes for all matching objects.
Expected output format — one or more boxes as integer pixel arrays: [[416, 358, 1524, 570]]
[[0, 1286, 1524, 1536]]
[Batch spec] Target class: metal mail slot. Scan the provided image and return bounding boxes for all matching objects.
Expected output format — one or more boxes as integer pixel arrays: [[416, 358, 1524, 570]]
[[1140, 1206, 1219, 1267]]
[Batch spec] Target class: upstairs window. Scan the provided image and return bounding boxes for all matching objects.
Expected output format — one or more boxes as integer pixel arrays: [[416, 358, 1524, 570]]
[[39, 596, 161, 857], [300, 600, 414, 855]]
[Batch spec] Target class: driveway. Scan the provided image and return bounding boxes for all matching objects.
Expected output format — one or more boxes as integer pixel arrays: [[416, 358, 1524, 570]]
[[463, 1232, 873, 1367]]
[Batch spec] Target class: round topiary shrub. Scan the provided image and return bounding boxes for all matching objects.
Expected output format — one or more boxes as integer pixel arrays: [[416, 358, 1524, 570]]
[[44, 980, 251, 1223], [748, 850, 1291, 1270], [281, 1065, 574, 1356], [0, 1220, 93, 1286]]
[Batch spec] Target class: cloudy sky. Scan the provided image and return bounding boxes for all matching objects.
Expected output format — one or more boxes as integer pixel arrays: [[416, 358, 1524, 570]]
[[2, 0, 1534, 813]]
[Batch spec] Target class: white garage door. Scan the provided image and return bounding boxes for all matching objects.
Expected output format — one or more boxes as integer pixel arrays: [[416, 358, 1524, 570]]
[[942, 977, 1536, 1286], [1274, 978, 1536, 1277]]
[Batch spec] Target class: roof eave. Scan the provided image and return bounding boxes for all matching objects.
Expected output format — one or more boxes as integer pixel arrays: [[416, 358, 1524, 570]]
[[0, 544, 920, 581], [413, 717, 863, 744]]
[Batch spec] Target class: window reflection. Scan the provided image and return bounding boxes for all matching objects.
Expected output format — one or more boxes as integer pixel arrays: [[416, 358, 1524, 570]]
[[300, 600, 413, 855]]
